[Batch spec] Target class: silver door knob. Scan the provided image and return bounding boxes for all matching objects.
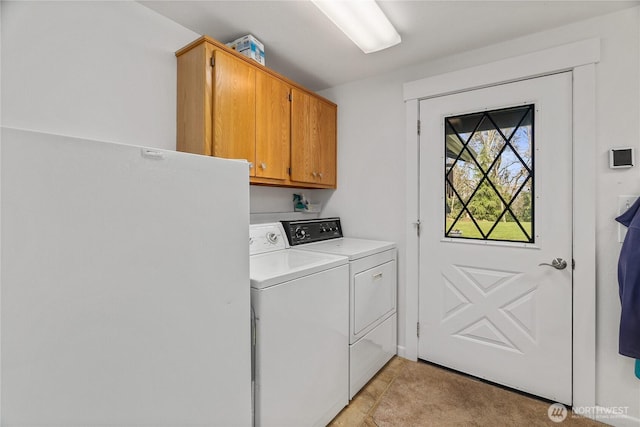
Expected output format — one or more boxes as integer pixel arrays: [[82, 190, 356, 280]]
[[538, 258, 568, 270]]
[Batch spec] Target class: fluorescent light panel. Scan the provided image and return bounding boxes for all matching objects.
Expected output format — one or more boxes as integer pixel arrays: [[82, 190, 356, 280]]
[[312, 0, 401, 54]]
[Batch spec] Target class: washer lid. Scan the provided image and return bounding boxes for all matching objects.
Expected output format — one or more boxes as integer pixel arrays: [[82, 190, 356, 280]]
[[250, 249, 348, 289], [299, 237, 396, 260]]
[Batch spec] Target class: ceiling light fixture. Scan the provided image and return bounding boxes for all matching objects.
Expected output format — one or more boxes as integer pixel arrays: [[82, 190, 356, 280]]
[[311, 0, 401, 54]]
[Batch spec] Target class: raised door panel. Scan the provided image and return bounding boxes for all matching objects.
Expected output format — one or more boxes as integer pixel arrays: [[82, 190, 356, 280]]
[[290, 88, 317, 184], [212, 49, 256, 175], [255, 71, 290, 181], [316, 100, 337, 187]]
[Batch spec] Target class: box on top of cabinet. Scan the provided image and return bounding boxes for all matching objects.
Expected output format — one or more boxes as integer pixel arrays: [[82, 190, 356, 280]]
[[226, 34, 265, 66]]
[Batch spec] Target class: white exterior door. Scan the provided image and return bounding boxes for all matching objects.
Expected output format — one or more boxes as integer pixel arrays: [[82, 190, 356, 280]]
[[418, 73, 573, 405]]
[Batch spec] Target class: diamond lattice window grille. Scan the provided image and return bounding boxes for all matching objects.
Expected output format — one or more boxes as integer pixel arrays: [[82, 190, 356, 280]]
[[444, 105, 534, 243]]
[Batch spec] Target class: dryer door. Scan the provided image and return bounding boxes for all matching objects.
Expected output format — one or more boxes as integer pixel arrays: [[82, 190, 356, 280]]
[[353, 259, 396, 336]]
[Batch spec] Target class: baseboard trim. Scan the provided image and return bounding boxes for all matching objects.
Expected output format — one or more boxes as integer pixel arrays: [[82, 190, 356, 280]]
[[397, 345, 416, 361], [578, 407, 640, 427]]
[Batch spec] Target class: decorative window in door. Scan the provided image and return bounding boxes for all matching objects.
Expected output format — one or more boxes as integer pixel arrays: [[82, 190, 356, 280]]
[[445, 105, 534, 243]]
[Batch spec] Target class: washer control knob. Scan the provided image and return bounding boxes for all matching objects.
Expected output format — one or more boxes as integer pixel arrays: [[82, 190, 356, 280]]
[[266, 232, 278, 244]]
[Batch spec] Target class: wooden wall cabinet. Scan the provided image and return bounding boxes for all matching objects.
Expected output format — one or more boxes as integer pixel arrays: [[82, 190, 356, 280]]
[[176, 36, 337, 189]]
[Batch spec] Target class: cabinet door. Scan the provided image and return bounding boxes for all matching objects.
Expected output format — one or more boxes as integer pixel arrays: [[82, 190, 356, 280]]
[[291, 88, 337, 187], [316, 100, 337, 186], [290, 88, 316, 184], [256, 71, 290, 180], [212, 49, 256, 175]]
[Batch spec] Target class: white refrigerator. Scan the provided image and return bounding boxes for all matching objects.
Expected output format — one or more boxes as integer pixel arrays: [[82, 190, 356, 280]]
[[0, 128, 252, 426]]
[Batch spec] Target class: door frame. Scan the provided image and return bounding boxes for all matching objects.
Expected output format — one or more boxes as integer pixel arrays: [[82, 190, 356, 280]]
[[403, 38, 599, 410]]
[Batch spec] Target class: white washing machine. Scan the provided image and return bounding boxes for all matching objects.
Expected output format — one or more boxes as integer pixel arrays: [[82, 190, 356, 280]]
[[280, 218, 397, 399], [249, 223, 349, 427]]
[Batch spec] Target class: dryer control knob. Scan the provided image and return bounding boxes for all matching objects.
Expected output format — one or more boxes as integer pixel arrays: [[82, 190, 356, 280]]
[[294, 227, 306, 240]]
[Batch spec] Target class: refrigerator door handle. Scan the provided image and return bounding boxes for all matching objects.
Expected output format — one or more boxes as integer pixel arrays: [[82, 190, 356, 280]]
[[140, 148, 165, 160]]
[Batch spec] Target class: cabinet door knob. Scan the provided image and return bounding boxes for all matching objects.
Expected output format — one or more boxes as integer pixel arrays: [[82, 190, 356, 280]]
[[248, 162, 254, 169], [312, 172, 318, 178], [318, 172, 323, 179], [260, 162, 267, 170]]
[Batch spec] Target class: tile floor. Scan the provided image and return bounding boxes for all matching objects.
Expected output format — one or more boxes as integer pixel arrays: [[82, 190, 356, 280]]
[[329, 357, 606, 427], [329, 357, 406, 427]]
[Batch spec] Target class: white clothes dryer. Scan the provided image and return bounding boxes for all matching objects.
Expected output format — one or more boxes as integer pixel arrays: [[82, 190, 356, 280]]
[[249, 223, 349, 427], [280, 218, 397, 399]]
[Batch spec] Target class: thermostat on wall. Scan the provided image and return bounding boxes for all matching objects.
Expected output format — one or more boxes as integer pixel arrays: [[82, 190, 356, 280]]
[[610, 147, 635, 169]]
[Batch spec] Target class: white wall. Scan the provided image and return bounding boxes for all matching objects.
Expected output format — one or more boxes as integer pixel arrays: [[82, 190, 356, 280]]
[[319, 6, 640, 423], [1, 1, 198, 149], [249, 186, 330, 215]]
